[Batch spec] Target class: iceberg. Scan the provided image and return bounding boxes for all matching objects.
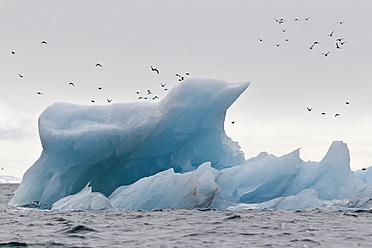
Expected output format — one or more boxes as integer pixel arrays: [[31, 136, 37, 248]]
[[9, 77, 372, 211], [10, 78, 247, 208]]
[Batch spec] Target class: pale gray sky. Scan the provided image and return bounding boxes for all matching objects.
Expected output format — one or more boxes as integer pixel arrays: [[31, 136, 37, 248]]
[[1, 0, 372, 177]]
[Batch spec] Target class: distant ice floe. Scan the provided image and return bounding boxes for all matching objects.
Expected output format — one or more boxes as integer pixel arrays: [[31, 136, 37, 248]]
[[9, 78, 372, 211], [0, 175, 21, 184]]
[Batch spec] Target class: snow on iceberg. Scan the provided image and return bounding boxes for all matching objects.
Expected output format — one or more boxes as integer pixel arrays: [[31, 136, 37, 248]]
[[51, 184, 112, 211], [10, 78, 248, 208]]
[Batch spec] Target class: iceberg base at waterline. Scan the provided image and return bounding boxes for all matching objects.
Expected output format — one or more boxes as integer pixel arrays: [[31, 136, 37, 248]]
[[9, 78, 372, 211], [52, 141, 372, 211]]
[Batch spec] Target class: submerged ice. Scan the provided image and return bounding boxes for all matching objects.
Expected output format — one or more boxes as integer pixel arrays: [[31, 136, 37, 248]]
[[10, 78, 372, 211]]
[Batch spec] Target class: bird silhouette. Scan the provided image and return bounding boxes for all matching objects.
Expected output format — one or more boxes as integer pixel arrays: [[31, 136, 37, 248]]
[[281, 29, 287, 33], [310, 41, 319, 50], [307, 107, 313, 112], [339, 21, 343, 24], [285, 39, 289, 42], [95, 63, 102, 67], [152, 96, 159, 100], [231, 121, 235, 124], [336, 43, 342, 49], [294, 18, 300, 21], [175, 73, 181, 77], [305, 17, 310, 21], [147, 89, 153, 95], [151, 66, 159, 74], [69, 82, 75, 86], [136, 91, 140, 94], [35, 91, 43, 95], [321, 112, 326, 115], [362, 168, 367, 171], [327, 31, 334, 37], [91, 100, 95, 103], [11, 51, 15, 55], [41, 40, 48, 45], [107, 99, 113, 103], [185, 72, 190, 76], [340, 41, 346, 45], [98, 87, 103, 90], [18, 73, 23, 78], [258, 38, 264, 42], [321, 51, 330, 57], [160, 83, 167, 88], [276, 44, 281, 47], [164, 88, 168, 91], [336, 38, 344, 42], [346, 101, 350, 105], [335, 113, 340, 117]]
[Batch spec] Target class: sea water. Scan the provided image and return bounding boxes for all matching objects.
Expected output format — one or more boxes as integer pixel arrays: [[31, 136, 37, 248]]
[[1, 184, 371, 247]]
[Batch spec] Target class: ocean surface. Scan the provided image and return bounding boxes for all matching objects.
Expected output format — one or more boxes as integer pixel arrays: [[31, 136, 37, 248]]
[[1, 184, 372, 247]]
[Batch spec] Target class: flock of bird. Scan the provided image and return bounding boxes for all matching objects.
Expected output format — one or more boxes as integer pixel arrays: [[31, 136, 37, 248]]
[[258, 17, 350, 117], [10, 17, 350, 121], [12, 40, 191, 104], [258, 17, 347, 58]]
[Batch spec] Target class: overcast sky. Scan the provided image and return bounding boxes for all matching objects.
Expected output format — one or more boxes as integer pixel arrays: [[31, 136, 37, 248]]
[[1, 0, 371, 177]]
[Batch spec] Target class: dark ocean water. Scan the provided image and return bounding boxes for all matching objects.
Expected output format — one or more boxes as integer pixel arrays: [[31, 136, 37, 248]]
[[1, 184, 372, 247]]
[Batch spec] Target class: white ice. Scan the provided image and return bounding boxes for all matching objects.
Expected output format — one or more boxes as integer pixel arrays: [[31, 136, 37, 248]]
[[51, 184, 112, 210]]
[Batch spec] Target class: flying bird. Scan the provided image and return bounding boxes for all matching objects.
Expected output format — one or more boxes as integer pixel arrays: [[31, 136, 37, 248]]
[[147, 89, 153, 95], [310, 41, 319, 50], [231, 121, 235, 124], [281, 29, 287, 33], [305, 17, 310, 21], [327, 31, 334, 37], [339, 21, 343, 24], [294, 18, 300, 21], [91, 100, 95, 103], [346, 101, 350, 105], [98, 87, 103, 90], [321, 112, 326, 115], [69, 82, 75, 86], [336, 43, 342, 49], [35, 91, 43, 95], [258, 38, 264, 42], [160, 83, 167, 88], [136, 91, 140, 94], [152, 96, 159, 100], [107, 99, 113, 103], [335, 113, 340, 117], [321, 51, 330, 57], [175, 73, 181, 77], [18, 73, 23, 78], [362, 168, 367, 171], [307, 107, 313, 112], [336, 38, 344, 42], [185, 72, 190, 76], [151, 66, 159, 74], [11, 51, 15, 55], [41, 40, 48, 45], [95, 63, 102, 67], [276, 44, 281, 47]]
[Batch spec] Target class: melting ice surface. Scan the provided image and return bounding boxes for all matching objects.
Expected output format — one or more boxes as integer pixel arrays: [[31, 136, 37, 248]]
[[9, 78, 372, 211]]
